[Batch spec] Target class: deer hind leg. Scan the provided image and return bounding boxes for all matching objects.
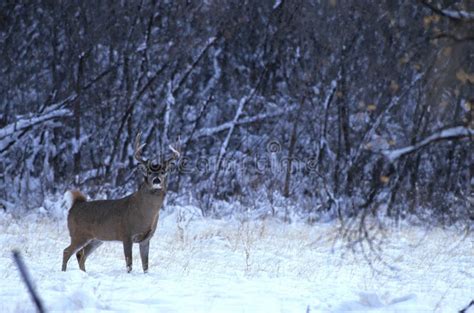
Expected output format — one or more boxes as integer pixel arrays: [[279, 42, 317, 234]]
[[62, 238, 90, 271], [76, 240, 103, 272]]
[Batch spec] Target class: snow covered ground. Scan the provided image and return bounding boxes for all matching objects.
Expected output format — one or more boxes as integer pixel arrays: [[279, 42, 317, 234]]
[[0, 204, 472, 313]]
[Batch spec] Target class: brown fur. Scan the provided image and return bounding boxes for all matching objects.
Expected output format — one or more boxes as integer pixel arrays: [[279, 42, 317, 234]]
[[62, 184, 166, 273], [62, 134, 179, 273]]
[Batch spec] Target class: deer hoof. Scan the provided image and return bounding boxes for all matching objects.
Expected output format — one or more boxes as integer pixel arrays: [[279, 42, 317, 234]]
[[127, 266, 132, 273]]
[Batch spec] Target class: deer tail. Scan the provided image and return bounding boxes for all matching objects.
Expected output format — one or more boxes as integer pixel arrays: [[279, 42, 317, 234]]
[[64, 190, 87, 210]]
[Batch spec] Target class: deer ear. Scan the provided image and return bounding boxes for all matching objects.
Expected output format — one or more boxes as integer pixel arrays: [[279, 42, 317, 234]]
[[138, 163, 148, 176]]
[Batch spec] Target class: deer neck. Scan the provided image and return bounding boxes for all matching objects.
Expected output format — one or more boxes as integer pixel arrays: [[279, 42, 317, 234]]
[[132, 185, 163, 214]]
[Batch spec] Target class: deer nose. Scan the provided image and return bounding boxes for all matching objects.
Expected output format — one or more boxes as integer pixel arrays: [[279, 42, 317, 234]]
[[152, 177, 161, 185]]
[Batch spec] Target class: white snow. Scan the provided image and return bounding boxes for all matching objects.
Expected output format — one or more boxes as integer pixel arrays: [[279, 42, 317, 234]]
[[0, 205, 472, 312]]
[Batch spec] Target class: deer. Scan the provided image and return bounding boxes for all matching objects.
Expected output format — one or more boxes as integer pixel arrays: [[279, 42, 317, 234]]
[[61, 132, 180, 273]]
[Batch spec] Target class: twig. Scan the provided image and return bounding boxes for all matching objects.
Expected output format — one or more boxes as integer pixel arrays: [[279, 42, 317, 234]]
[[12, 250, 45, 313], [460, 300, 474, 313]]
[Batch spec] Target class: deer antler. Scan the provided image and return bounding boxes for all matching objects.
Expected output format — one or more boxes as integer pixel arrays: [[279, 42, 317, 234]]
[[168, 136, 181, 161], [134, 132, 147, 164], [168, 145, 180, 159]]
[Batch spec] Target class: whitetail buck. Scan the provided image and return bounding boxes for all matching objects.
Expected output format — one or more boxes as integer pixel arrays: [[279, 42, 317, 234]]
[[62, 133, 180, 273]]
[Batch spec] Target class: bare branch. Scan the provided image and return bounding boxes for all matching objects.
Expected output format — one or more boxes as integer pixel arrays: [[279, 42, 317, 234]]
[[0, 98, 74, 152], [441, 9, 474, 21], [382, 126, 473, 162], [188, 105, 297, 142], [430, 33, 474, 42], [12, 251, 45, 313], [419, 0, 474, 21]]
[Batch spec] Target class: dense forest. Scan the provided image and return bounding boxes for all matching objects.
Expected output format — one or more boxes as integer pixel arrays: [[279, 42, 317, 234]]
[[0, 0, 472, 228]]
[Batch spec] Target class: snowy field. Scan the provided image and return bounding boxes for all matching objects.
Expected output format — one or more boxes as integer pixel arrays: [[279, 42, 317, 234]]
[[0, 205, 472, 313]]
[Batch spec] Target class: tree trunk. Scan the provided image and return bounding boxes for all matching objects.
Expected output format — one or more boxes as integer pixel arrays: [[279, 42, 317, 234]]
[[283, 96, 304, 198], [73, 56, 84, 176]]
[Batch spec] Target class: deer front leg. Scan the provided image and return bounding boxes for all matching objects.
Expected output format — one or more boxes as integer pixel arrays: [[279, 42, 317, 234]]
[[123, 238, 133, 273], [139, 240, 150, 273]]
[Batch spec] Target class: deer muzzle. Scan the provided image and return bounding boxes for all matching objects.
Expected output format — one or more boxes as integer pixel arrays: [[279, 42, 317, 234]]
[[152, 177, 162, 189]]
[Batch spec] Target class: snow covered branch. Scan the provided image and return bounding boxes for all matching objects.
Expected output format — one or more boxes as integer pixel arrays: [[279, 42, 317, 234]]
[[0, 98, 73, 152], [419, 0, 474, 21], [382, 126, 473, 162], [213, 95, 248, 180], [0, 103, 73, 140], [441, 9, 474, 21], [187, 104, 297, 142], [350, 73, 424, 166]]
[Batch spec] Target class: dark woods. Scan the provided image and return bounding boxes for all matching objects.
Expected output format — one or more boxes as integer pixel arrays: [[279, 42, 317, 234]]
[[0, 1, 472, 226]]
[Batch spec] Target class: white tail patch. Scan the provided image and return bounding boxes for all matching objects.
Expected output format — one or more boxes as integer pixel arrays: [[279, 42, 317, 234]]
[[64, 191, 74, 210], [64, 190, 87, 209]]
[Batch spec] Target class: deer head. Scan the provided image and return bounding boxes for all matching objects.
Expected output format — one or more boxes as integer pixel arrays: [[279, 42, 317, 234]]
[[134, 132, 180, 191]]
